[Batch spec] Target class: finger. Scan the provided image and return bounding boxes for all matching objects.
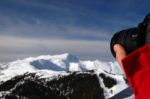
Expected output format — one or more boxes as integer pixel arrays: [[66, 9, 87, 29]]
[[114, 44, 127, 66]]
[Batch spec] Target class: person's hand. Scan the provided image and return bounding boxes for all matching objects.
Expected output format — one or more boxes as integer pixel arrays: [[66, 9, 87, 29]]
[[114, 44, 127, 74]]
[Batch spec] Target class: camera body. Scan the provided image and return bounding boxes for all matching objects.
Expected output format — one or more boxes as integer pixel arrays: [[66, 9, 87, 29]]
[[110, 13, 150, 57]]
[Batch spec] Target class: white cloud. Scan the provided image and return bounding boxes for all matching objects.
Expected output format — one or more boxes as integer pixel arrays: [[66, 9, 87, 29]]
[[0, 35, 113, 62]]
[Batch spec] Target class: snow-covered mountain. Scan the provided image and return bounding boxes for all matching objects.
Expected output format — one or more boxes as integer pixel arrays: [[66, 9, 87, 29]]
[[0, 53, 132, 99]]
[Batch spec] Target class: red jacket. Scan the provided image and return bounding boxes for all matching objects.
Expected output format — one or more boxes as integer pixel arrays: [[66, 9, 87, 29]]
[[122, 44, 150, 99]]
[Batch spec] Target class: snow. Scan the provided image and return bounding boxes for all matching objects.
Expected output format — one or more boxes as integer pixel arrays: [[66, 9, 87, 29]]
[[0, 53, 129, 98]]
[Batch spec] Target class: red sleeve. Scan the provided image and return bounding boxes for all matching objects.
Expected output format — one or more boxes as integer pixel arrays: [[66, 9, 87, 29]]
[[122, 44, 150, 99]]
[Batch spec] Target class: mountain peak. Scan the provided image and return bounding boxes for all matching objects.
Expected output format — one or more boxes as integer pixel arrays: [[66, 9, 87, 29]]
[[0, 53, 128, 98], [51, 53, 79, 62]]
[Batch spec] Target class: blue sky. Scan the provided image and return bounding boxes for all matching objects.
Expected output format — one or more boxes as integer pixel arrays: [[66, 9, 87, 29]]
[[0, 0, 150, 62]]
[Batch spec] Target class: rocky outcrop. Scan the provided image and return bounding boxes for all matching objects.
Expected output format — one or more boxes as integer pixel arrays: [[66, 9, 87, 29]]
[[0, 72, 106, 99]]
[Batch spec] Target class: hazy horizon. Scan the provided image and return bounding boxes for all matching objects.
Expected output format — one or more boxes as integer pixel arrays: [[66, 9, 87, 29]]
[[0, 0, 149, 62]]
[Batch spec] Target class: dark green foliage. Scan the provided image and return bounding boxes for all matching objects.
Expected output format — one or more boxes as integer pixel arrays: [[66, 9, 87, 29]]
[[99, 73, 117, 88], [0, 73, 27, 91], [0, 72, 104, 99]]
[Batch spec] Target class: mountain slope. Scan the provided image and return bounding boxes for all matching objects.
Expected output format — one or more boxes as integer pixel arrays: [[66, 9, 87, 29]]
[[0, 53, 132, 98]]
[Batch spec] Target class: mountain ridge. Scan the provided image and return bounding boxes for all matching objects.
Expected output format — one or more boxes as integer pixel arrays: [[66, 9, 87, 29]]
[[0, 53, 131, 98]]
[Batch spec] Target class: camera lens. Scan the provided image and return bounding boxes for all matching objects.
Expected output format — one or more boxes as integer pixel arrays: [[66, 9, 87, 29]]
[[110, 28, 138, 57], [110, 13, 150, 58]]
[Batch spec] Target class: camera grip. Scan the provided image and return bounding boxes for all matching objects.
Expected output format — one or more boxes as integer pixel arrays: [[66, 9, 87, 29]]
[[145, 24, 150, 44]]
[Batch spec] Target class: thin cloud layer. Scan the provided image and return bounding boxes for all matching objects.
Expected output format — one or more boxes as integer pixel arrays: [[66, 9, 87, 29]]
[[0, 0, 149, 62], [0, 36, 111, 62], [0, 0, 147, 39]]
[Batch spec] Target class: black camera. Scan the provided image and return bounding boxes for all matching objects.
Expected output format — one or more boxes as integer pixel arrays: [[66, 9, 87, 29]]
[[110, 13, 150, 57]]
